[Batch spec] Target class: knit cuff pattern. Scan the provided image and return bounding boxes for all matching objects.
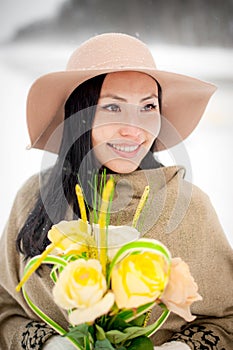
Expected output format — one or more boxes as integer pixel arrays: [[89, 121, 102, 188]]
[[21, 321, 56, 350], [170, 325, 221, 350]]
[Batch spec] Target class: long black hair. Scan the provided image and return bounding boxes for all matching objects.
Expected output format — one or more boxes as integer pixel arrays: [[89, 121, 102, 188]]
[[16, 74, 162, 259]]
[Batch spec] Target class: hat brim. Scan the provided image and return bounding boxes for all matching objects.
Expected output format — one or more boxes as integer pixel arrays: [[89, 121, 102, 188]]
[[26, 67, 216, 153]]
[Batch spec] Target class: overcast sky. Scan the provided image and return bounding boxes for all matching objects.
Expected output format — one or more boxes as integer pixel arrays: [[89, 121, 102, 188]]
[[0, 0, 65, 42]]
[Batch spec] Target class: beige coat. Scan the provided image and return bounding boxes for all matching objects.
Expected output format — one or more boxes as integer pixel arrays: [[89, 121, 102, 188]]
[[0, 166, 232, 350]]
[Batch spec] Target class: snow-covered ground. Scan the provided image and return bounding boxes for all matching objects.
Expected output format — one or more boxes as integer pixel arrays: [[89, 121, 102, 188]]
[[0, 41, 232, 247]]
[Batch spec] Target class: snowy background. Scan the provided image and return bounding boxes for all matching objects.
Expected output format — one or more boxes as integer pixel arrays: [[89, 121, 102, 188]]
[[0, 0, 232, 246]]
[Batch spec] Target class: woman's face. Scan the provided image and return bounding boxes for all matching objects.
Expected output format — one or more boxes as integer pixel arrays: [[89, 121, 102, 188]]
[[92, 71, 161, 173]]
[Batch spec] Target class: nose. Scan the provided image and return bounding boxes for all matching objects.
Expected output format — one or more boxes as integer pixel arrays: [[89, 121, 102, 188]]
[[118, 123, 144, 139], [118, 106, 146, 139]]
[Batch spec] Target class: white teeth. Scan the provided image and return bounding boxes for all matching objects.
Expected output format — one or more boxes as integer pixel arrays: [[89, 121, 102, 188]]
[[110, 144, 139, 152]]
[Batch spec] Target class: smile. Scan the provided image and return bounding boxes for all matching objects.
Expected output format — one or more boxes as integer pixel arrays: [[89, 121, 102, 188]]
[[108, 143, 140, 153]]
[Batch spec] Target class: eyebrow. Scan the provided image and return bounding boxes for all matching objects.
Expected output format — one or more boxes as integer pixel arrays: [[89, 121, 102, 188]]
[[99, 93, 158, 102], [140, 94, 158, 102]]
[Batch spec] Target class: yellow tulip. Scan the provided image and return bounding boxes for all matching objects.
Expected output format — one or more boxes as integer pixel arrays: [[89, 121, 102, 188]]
[[111, 251, 169, 309], [75, 184, 88, 223], [98, 177, 114, 275]]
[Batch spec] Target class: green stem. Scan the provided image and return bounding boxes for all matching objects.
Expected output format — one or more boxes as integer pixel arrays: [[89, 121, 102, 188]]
[[21, 255, 83, 349], [145, 308, 170, 337], [22, 287, 83, 349], [119, 302, 155, 323]]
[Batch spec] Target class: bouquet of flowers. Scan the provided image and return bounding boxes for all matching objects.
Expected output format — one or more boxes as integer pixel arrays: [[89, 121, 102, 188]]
[[16, 176, 201, 350]]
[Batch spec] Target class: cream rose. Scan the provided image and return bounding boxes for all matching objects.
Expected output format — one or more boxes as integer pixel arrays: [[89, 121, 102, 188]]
[[160, 258, 202, 321], [53, 258, 113, 308], [48, 220, 95, 256], [48, 220, 140, 259], [53, 259, 114, 324], [111, 251, 169, 309], [48, 219, 140, 260]]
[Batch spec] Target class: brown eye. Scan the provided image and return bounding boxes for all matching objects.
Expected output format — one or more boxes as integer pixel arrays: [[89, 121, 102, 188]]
[[103, 104, 121, 112], [141, 103, 157, 111]]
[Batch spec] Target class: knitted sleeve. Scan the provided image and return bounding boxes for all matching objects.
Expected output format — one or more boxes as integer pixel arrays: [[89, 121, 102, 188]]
[[149, 180, 233, 350], [167, 187, 233, 349], [0, 174, 56, 350]]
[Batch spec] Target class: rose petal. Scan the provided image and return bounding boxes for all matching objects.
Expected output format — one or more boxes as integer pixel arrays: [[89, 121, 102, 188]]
[[161, 258, 202, 322], [69, 292, 115, 325]]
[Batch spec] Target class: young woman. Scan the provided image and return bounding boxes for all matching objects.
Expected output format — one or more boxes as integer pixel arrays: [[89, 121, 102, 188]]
[[0, 33, 232, 350]]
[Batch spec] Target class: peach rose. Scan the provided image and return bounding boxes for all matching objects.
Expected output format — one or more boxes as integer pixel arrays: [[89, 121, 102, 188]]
[[160, 258, 202, 321]]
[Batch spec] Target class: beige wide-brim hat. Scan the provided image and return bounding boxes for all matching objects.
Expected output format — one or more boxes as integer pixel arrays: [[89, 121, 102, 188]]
[[26, 32, 216, 153]]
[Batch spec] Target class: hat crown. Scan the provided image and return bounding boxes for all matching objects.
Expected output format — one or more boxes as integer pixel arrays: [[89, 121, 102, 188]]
[[66, 33, 157, 71]]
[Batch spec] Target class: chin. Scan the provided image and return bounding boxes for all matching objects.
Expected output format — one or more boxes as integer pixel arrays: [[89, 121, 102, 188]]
[[104, 160, 140, 174]]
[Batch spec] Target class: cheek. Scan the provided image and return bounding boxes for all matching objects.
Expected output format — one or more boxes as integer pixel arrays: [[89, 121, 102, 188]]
[[152, 119, 161, 139], [91, 128, 98, 148], [92, 125, 113, 147], [143, 113, 161, 140], [92, 127, 102, 147]]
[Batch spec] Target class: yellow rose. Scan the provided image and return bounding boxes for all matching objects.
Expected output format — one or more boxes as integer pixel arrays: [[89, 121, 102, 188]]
[[53, 259, 114, 324], [111, 251, 169, 309], [48, 220, 95, 256], [160, 258, 202, 321]]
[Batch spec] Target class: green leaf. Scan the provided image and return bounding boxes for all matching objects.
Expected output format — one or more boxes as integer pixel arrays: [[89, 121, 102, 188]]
[[66, 323, 89, 339], [84, 335, 92, 350], [122, 322, 160, 341], [127, 336, 153, 350], [105, 329, 127, 344], [128, 313, 147, 327], [106, 308, 170, 345], [88, 324, 95, 340], [106, 315, 130, 332], [65, 323, 94, 349], [95, 324, 106, 341], [106, 326, 148, 345], [94, 339, 116, 349], [120, 325, 150, 340]]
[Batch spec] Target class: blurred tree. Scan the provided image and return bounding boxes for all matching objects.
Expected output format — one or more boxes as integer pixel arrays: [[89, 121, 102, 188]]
[[13, 0, 233, 47]]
